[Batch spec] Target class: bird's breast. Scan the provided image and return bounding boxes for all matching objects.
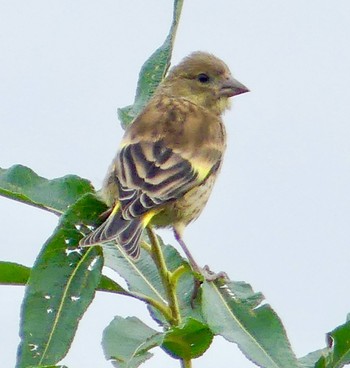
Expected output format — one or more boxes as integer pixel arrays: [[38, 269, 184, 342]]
[[151, 169, 219, 229]]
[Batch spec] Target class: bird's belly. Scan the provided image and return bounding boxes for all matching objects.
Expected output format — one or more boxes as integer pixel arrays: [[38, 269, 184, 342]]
[[151, 174, 216, 228]]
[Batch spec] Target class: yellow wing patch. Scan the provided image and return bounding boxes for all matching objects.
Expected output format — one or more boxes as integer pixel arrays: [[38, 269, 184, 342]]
[[111, 201, 121, 215], [190, 159, 213, 183], [141, 209, 160, 227]]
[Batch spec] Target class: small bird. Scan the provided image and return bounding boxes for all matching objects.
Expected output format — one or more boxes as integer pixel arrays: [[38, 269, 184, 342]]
[[80, 51, 249, 274]]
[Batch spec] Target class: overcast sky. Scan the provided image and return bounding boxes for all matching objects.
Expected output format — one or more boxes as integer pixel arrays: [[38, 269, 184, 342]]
[[1, 1, 350, 367]]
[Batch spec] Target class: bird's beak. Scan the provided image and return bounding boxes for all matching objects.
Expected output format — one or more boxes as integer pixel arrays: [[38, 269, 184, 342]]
[[220, 76, 250, 97]]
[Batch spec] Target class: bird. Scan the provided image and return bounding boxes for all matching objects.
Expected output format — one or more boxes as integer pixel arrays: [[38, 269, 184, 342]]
[[80, 51, 249, 275]]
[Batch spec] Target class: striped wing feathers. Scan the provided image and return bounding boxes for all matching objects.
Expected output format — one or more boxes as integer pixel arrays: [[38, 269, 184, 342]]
[[116, 141, 200, 219]]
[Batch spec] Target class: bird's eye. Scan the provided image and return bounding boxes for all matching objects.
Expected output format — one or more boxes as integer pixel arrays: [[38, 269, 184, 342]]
[[197, 73, 210, 83]]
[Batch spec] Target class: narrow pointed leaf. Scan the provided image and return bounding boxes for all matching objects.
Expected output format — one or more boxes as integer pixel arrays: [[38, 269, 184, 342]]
[[16, 194, 105, 368], [162, 318, 213, 360], [102, 316, 163, 368], [117, 0, 184, 127], [0, 261, 30, 285], [0, 165, 94, 215], [202, 280, 299, 368]]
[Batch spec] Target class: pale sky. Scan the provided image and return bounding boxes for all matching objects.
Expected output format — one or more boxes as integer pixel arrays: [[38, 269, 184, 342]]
[[1, 1, 350, 367]]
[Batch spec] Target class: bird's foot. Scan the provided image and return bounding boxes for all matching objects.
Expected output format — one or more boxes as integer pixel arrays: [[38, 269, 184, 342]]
[[201, 265, 228, 282], [190, 265, 229, 307]]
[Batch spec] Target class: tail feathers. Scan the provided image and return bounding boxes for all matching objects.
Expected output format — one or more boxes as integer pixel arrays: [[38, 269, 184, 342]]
[[79, 210, 145, 260], [118, 220, 144, 259]]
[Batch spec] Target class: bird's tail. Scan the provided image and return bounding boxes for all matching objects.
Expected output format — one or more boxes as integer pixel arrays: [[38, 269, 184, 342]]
[[79, 206, 145, 259]]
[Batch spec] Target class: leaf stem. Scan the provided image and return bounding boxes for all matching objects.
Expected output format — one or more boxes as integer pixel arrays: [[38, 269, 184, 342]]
[[170, 264, 187, 284], [130, 291, 173, 323], [146, 226, 181, 325], [181, 358, 192, 368]]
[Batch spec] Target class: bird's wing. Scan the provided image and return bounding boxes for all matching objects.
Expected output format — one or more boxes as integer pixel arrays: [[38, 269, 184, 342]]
[[114, 140, 215, 221], [112, 95, 224, 221], [80, 139, 219, 257]]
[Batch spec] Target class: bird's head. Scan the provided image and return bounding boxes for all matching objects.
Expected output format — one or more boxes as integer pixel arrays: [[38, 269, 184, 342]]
[[159, 51, 249, 115]]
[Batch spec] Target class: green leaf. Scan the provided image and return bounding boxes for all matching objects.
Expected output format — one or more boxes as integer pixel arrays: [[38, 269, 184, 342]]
[[0, 261, 30, 285], [225, 280, 265, 308], [0, 165, 94, 215], [16, 194, 105, 368], [312, 319, 350, 368], [162, 318, 213, 360], [102, 316, 163, 368], [97, 274, 129, 295], [324, 319, 350, 366], [299, 349, 327, 368], [103, 240, 204, 325], [102, 239, 184, 306], [202, 280, 299, 368], [103, 242, 167, 306], [315, 357, 327, 368], [117, 0, 184, 127], [0, 260, 128, 296]]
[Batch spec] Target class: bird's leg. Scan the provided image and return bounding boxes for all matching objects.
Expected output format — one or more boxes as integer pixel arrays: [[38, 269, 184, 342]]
[[173, 228, 228, 305], [173, 228, 228, 281], [173, 228, 203, 306], [201, 265, 228, 281], [173, 229, 202, 275]]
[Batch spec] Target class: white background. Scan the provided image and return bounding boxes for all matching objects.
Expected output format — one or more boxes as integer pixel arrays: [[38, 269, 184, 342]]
[[1, 1, 350, 367]]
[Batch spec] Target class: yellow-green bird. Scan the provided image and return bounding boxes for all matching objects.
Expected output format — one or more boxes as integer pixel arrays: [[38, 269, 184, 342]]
[[80, 51, 249, 273]]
